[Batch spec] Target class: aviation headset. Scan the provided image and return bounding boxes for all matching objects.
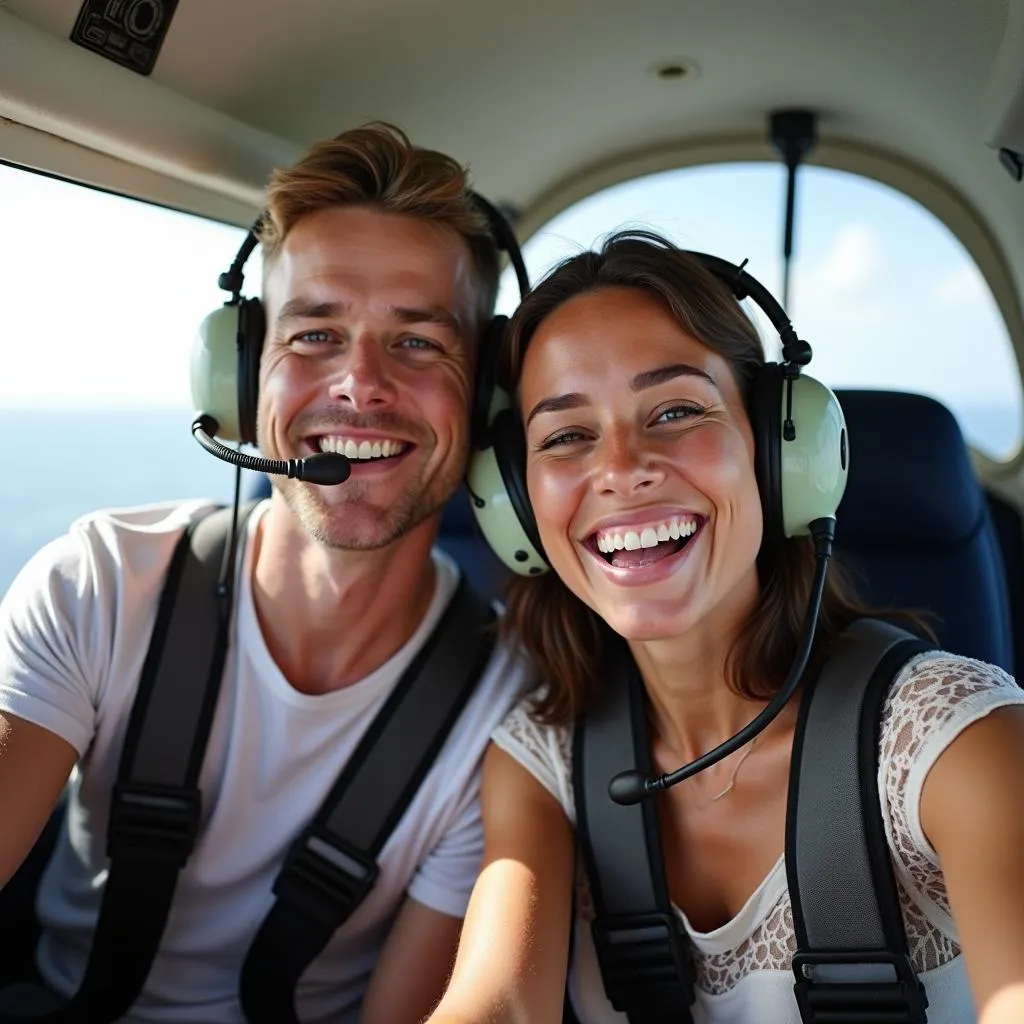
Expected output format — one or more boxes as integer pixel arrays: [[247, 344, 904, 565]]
[[189, 194, 532, 449], [190, 206, 848, 578], [466, 247, 850, 576]]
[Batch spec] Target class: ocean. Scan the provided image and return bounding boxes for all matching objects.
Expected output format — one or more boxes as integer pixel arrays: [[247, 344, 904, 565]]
[[0, 402, 1020, 598], [0, 409, 241, 598]]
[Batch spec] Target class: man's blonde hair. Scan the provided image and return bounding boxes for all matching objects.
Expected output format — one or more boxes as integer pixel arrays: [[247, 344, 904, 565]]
[[260, 121, 500, 327]]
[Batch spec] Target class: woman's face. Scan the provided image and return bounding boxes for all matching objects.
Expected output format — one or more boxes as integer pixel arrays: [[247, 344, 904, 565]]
[[519, 285, 764, 642]]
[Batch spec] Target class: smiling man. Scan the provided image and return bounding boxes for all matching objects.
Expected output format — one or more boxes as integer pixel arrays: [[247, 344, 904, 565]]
[[0, 123, 530, 1024]]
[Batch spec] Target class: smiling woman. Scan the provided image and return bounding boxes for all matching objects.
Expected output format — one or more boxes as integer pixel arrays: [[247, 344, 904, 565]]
[[428, 231, 1024, 1024], [500, 236, 861, 723]]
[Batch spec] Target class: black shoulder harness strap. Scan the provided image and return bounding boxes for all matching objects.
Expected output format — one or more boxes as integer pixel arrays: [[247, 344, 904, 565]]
[[3, 502, 259, 1024], [573, 637, 695, 1024], [786, 617, 934, 1024], [575, 619, 936, 1024], [238, 572, 496, 1024], [8, 503, 495, 1024]]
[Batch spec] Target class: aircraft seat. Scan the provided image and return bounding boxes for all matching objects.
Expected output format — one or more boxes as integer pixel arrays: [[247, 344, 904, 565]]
[[984, 490, 1024, 678], [833, 389, 1014, 672]]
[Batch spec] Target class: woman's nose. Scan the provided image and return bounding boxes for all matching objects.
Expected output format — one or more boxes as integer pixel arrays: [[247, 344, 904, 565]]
[[593, 432, 665, 496]]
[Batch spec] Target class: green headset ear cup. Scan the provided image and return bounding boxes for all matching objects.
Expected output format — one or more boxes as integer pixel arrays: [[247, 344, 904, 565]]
[[191, 303, 244, 442], [751, 362, 850, 540], [465, 392, 549, 577], [778, 373, 849, 536], [491, 407, 546, 559], [236, 297, 265, 446], [751, 362, 784, 541]]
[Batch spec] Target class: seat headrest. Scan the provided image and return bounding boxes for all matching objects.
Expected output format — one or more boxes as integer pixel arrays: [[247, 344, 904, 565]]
[[835, 389, 983, 548], [833, 388, 1013, 670]]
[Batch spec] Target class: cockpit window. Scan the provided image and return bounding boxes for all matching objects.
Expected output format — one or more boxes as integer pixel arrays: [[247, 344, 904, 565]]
[[497, 163, 1021, 462], [0, 162, 257, 595]]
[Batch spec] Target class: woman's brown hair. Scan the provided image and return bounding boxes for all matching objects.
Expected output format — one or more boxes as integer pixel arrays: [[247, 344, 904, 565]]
[[500, 230, 904, 726]]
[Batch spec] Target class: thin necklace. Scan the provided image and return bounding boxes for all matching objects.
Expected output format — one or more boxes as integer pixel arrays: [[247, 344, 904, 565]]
[[698, 733, 760, 805]]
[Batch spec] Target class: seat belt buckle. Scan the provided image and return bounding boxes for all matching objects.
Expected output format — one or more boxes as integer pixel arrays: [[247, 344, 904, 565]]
[[107, 782, 202, 867], [591, 910, 695, 1016], [792, 948, 929, 1023], [274, 830, 380, 929]]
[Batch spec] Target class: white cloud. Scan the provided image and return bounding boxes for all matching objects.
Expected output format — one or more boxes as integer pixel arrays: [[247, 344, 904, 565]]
[[932, 264, 986, 305], [804, 223, 880, 296]]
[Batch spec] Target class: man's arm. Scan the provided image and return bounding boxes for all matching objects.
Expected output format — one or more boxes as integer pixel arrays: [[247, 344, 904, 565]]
[[359, 741, 482, 1024], [0, 531, 105, 887], [0, 712, 77, 887], [360, 896, 462, 1024]]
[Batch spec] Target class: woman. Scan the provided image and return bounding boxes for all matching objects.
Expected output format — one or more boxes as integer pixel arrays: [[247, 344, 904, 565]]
[[429, 232, 1024, 1023]]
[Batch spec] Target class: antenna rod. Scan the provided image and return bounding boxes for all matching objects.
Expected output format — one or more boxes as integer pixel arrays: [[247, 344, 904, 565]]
[[769, 110, 818, 309]]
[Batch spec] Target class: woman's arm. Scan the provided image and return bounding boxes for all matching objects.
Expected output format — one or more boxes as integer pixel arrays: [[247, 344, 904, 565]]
[[427, 742, 576, 1024], [920, 704, 1024, 1023]]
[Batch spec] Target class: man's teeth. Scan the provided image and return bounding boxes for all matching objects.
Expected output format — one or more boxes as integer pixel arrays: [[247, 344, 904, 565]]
[[318, 437, 407, 460], [595, 517, 698, 554]]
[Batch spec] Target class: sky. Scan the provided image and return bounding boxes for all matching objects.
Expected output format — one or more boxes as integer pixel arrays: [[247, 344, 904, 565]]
[[1, 158, 1020, 458]]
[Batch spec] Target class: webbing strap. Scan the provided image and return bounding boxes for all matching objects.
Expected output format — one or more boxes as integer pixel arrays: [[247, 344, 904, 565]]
[[787, 618, 935, 1024], [573, 638, 694, 1024], [0, 504, 255, 1024], [238, 578, 496, 1024]]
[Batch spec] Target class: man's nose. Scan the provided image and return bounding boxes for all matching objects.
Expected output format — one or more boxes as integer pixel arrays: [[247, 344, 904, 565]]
[[327, 339, 399, 411]]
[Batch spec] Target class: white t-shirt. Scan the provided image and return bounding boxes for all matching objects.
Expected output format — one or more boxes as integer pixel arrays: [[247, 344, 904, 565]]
[[493, 650, 1024, 1024], [0, 498, 530, 1024]]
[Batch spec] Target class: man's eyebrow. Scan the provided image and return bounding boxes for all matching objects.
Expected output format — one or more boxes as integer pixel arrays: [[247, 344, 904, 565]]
[[275, 298, 346, 328], [273, 300, 464, 340], [390, 305, 463, 339], [630, 363, 719, 392], [526, 393, 587, 427]]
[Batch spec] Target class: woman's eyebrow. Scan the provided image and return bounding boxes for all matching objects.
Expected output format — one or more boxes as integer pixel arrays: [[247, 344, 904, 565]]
[[526, 392, 587, 427], [526, 363, 720, 426], [630, 363, 718, 392]]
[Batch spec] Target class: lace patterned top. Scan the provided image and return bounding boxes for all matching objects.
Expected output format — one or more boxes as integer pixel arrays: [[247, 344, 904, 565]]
[[491, 651, 1024, 1024]]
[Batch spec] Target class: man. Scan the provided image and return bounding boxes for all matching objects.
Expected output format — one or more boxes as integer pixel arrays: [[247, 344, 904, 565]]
[[0, 122, 528, 1023]]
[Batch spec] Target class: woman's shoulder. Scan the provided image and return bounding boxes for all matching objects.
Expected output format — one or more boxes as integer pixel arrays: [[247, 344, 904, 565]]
[[881, 648, 1021, 756], [879, 648, 1021, 883], [491, 690, 577, 820]]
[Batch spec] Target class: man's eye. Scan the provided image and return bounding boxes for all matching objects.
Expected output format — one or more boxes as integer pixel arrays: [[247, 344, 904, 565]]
[[400, 336, 439, 351], [293, 330, 333, 345]]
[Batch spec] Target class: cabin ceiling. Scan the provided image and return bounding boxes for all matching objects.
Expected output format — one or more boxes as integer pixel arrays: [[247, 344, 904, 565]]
[[3, 0, 1018, 204], [1, 0, 1023, 339]]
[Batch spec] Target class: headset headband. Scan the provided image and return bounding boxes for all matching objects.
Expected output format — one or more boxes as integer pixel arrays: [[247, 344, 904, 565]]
[[684, 251, 813, 369]]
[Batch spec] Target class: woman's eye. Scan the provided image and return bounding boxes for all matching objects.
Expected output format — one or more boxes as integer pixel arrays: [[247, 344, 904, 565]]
[[656, 402, 706, 424], [537, 430, 585, 450]]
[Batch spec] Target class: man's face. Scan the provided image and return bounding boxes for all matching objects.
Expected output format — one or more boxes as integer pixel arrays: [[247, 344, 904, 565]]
[[257, 205, 479, 550]]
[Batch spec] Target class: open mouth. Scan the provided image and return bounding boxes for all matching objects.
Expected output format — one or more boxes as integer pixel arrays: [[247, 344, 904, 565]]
[[586, 515, 704, 570], [315, 436, 413, 465]]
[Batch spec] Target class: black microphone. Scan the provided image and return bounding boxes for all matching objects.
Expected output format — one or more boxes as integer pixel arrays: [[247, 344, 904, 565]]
[[608, 516, 837, 806], [191, 414, 351, 485]]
